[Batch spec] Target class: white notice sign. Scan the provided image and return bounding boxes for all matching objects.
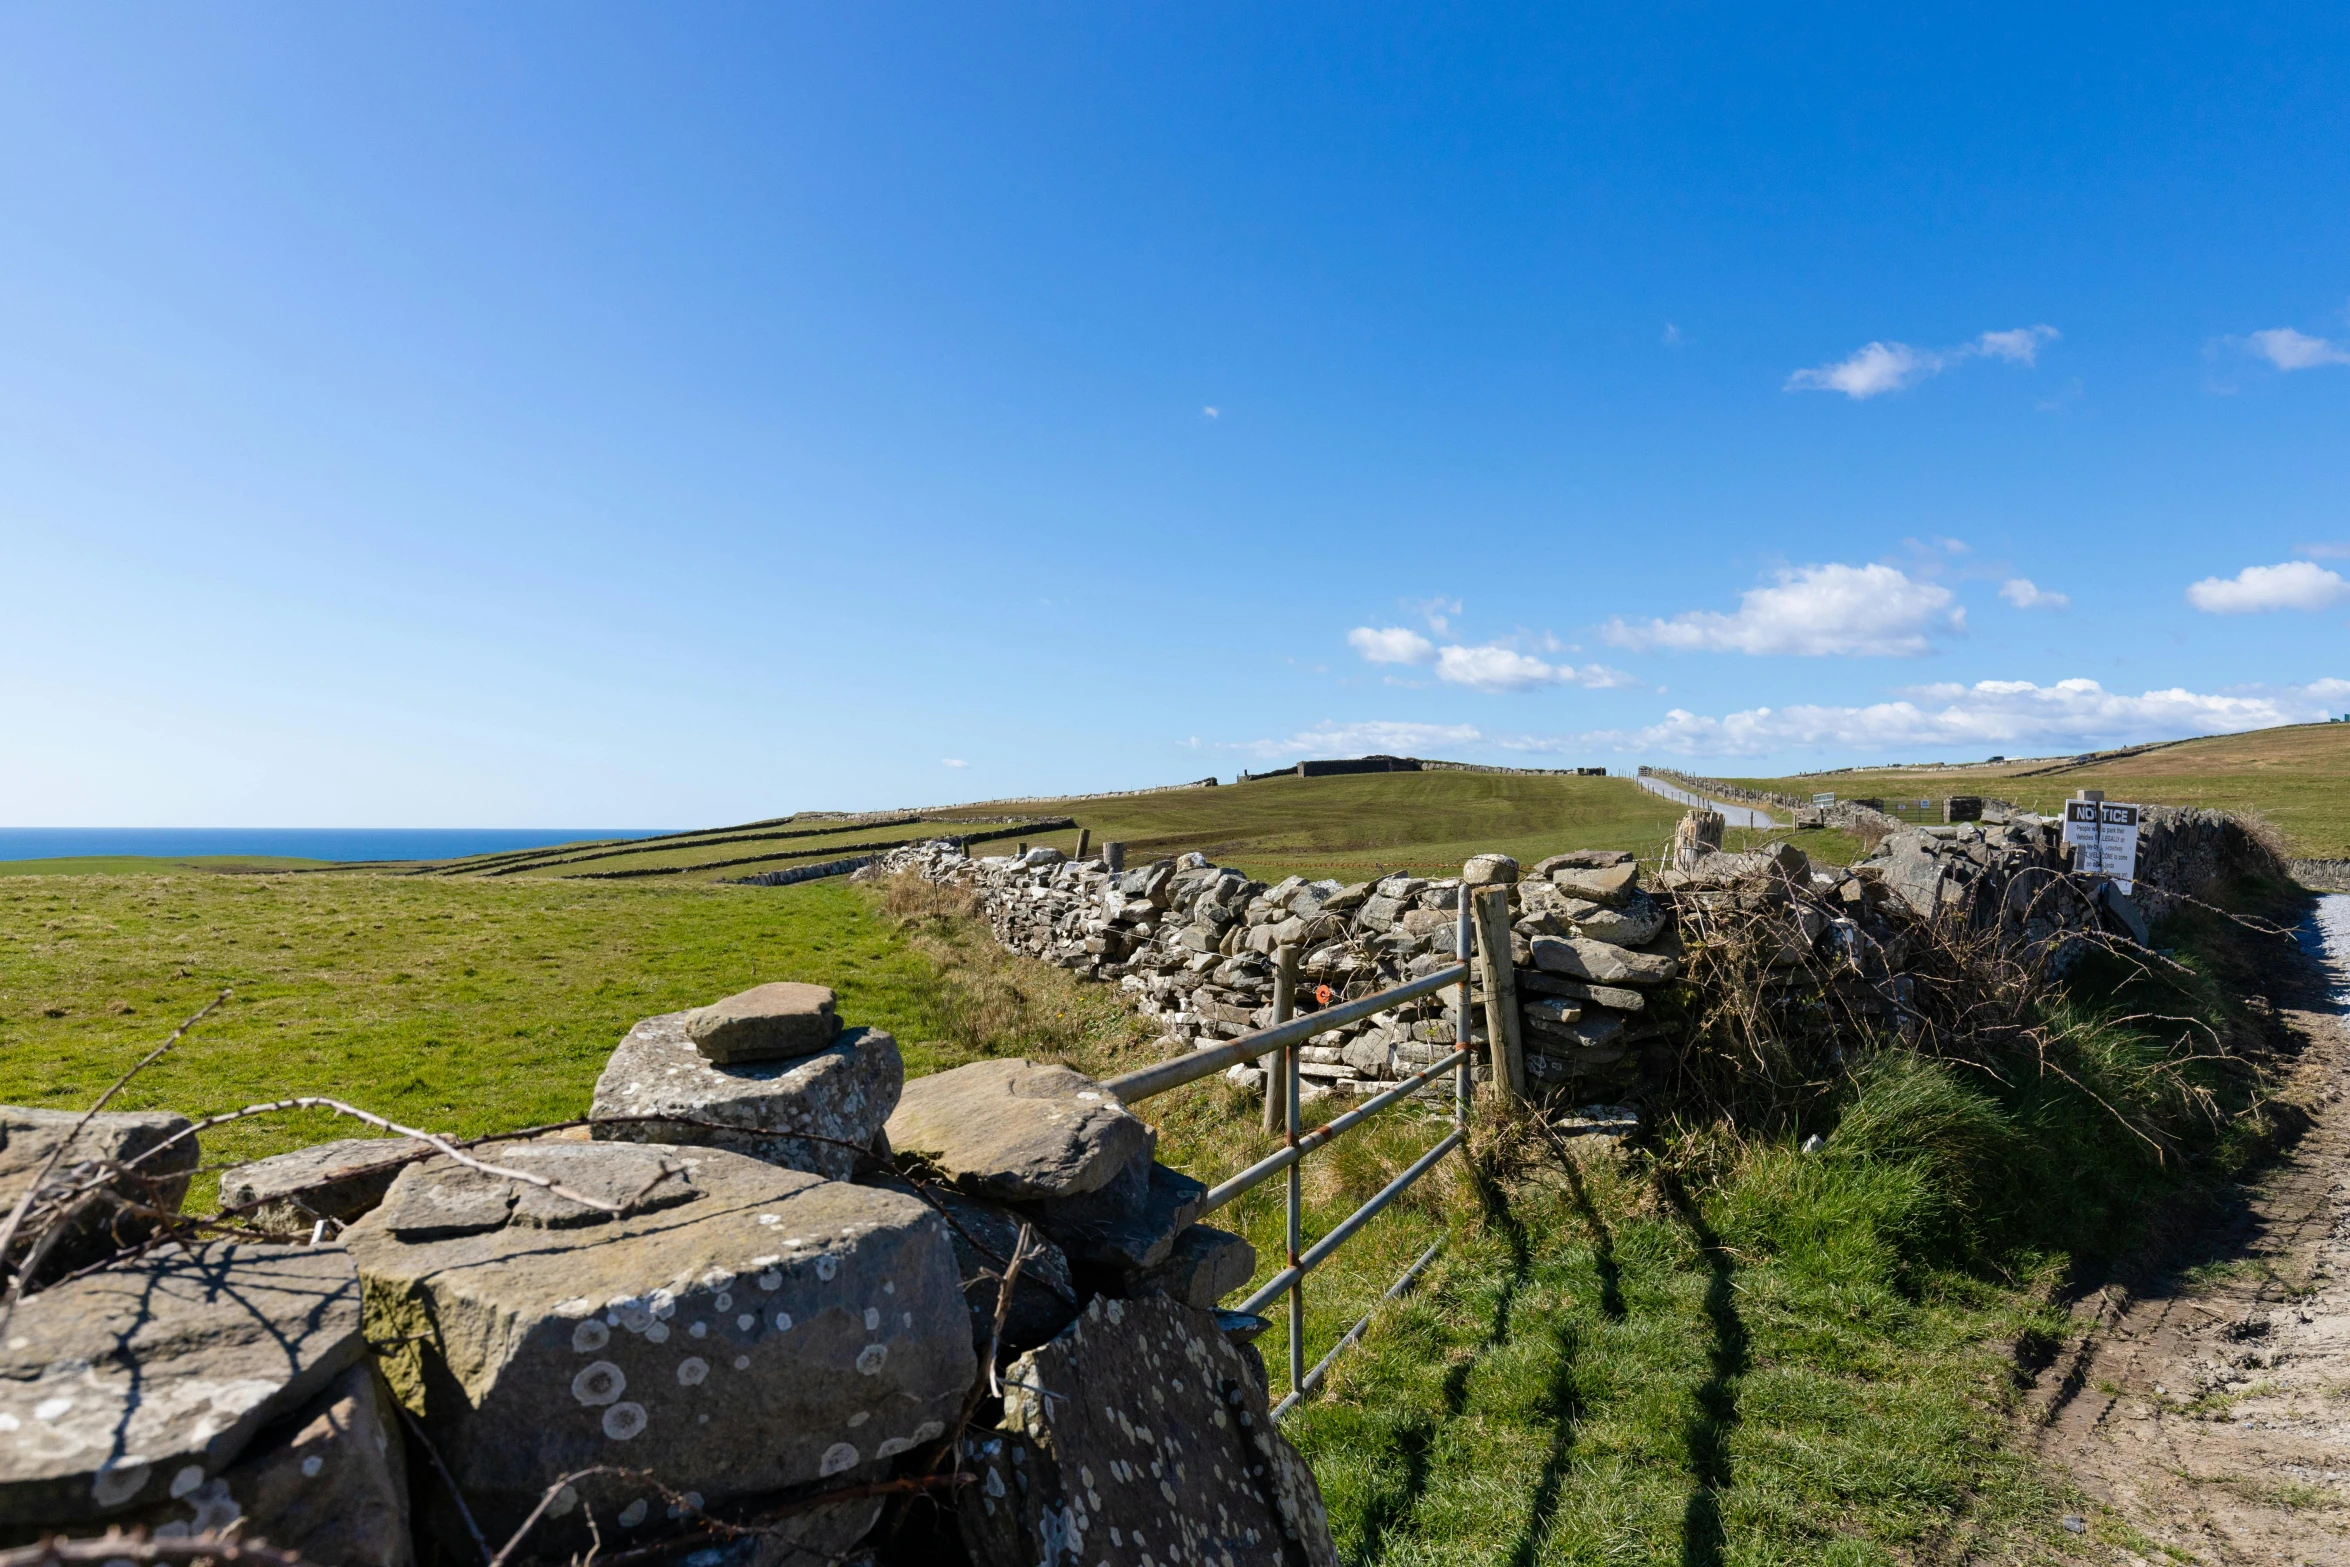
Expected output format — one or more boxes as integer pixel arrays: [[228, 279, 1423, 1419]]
[[1812, 792, 1836, 807], [2062, 800, 2142, 893]]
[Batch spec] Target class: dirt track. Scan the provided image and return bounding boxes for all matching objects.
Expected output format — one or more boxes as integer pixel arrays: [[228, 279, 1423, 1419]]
[[2027, 898, 2350, 1566]]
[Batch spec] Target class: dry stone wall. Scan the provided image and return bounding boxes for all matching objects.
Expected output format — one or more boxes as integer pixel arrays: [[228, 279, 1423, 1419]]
[[867, 797, 2286, 1108], [2, 978, 1330, 1567]]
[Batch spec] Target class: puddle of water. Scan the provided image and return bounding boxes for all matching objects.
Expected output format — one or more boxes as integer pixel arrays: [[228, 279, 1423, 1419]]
[[2293, 894, 2350, 1007]]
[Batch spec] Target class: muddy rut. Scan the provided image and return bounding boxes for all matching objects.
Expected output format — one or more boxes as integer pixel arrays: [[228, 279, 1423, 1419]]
[[2026, 897, 2350, 1566]]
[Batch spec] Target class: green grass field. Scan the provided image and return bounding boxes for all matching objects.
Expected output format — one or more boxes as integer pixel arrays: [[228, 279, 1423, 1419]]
[[1732, 721, 2350, 857], [417, 814, 1009, 883], [0, 874, 1022, 1177], [0, 854, 330, 877]]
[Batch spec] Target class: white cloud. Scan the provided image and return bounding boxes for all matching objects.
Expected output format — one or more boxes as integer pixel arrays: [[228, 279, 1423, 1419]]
[[1602, 563, 1963, 658], [1999, 578, 2069, 611], [1347, 626, 1436, 665], [1348, 625, 1635, 691], [941, 758, 968, 768], [1551, 677, 2350, 759], [1432, 645, 1638, 693], [1786, 341, 1939, 398], [2296, 541, 2350, 560], [2186, 561, 2350, 614], [2242, 328, 2350, 372], [1229, 720, 1485, 762], [1972, 327, 2057, 365], [1662, 322, 1683, 346], [1787, 326, 2058, 399], [1406, 596, 1463, 635]]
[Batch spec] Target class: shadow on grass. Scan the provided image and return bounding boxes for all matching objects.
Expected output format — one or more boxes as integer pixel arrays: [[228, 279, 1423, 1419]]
[[1357, 1415, 1435, 1564], [1504, 1319, 1589, 1567], [1362, 1154, 1536, 1564], [1657, 1170, 1748, 1567], [1559, 1153, 1627, 1322], [1445, 1154, 1536, 1412]]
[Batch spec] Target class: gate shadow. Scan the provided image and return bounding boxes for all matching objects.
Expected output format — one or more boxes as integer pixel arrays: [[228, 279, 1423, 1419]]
[[1656, 1169, 1747, 1567], [1361, 1153, 1535, 1563]]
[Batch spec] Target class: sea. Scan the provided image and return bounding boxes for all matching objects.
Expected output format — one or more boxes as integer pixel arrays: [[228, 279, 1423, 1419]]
[[0, 828, 671, 865]]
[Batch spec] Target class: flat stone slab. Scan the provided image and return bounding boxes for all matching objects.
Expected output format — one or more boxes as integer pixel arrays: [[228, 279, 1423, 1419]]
[[1554, 1104, 1641, 1142], [346, 1141, 974, 1560], [886, 1059, 1150, 1203], [1, 1107, 198, 1283], [1023, 1161, 1207, 1275], [958, 1294, 1337, 1567], [1566, 891, 1665, 947], [1677, 842, 1815, 891], [1127, 1225, 1256, 1310], [1548, 862, 1641, 906], [684, 982, 840, 1065], [0, 1242, 364, 1527], [1527, 936, 1678, 986], [860, 1173, 1078, 1359], [219, 1138, 427, 1239], [591, 1011, 900, 1182], [1460, 853, 1518, 886], [68, 1361, 414, 1567], [1523, 1012, 1627, 1052], [1517, 971, 1647, 1013], [1531, 850, 1632, 876]]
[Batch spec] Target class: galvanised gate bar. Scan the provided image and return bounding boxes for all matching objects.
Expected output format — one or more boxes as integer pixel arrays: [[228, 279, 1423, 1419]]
[[1102, 899, 1480, 1419]]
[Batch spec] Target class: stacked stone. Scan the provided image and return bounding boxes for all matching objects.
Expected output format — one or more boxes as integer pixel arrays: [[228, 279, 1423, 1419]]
[[1843, 816, 2113, 956], [867, 841, 1479, 1100], [5, 979, 1330, 1567], [1509, 851, 1686, 1094]]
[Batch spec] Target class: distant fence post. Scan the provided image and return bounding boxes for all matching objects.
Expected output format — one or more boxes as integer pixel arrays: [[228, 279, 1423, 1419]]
[[1075, 827, 1092, 860], [1264, 943, 1298, 1134], [1470, 885, 1525, 1101]]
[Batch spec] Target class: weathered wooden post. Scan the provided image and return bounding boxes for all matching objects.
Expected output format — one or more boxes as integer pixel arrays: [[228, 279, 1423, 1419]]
[[1264, 943, 1298, 1133], [1074, 827, 1092, 861], [1668, 809, 1723, 872], [1470, 885, 1526, 1100]]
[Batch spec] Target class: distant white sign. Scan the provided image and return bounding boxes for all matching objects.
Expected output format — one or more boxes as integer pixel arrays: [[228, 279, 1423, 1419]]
[[2062, 800, 2141, 893], [1812, 792, 1836, 807]]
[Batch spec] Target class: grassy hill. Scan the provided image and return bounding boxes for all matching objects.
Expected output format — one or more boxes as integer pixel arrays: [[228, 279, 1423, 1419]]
[[0, 854, 331, 877], [1730, 721, 2350, 858], [398, 771, 1708, 884], [33, 771, 1719, 887], [924, 770, 1704, 880]]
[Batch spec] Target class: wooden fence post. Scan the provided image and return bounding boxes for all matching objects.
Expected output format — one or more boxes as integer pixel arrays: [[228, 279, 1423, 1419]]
[[1470, 885, 1526, 1100], [1075, 827, 1092, 861], [1264, 943, 1298, 1133]]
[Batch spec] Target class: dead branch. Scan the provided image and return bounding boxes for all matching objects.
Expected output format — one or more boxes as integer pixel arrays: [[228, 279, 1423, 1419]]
[[0, 991, 231, 1334], [0, 1532, 306, 1567]]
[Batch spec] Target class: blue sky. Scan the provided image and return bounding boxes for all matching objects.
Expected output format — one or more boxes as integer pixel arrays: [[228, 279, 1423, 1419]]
[[4, 6, 2348, 825]]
